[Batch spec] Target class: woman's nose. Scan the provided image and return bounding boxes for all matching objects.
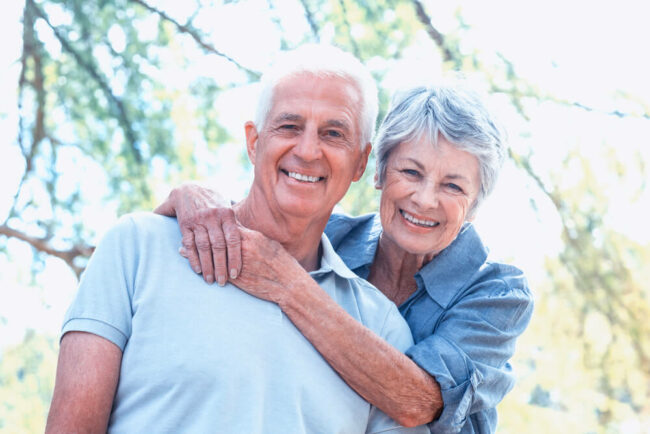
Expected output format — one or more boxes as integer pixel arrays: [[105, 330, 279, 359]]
[[412, 183, 439, 209]]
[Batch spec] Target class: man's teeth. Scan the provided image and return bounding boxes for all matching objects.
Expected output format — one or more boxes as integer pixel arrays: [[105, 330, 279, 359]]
[[287, 171, 322, 183], [401, 210, 438, 227]]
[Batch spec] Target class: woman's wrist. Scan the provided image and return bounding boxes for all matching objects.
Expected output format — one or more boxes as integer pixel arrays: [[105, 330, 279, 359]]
[[276, 269, 321, 313]]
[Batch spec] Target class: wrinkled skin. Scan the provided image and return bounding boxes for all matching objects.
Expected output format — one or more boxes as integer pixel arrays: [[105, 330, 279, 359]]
[[155, 182, 241, 285]]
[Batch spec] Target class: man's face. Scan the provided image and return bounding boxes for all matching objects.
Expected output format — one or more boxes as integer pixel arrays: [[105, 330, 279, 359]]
[[245, 73, 371, 222]]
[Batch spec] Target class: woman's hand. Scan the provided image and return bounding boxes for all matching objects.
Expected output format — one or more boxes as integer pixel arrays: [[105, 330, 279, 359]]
[[154, 182, 241, 285], [230, 226, 308, 305]]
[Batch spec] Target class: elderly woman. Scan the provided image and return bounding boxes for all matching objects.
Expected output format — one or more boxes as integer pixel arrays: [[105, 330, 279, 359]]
[[156, 85, 534, 433]]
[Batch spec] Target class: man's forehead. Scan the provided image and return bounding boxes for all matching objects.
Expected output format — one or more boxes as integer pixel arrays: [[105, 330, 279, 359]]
[[274, 74, 360, 105]]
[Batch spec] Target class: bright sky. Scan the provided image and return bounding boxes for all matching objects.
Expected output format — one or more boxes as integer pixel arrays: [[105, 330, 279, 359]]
[[1, 0, 649, 350]]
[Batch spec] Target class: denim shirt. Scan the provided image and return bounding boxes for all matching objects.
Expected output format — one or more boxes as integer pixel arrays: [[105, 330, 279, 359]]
[[325, 213, 534, 434]]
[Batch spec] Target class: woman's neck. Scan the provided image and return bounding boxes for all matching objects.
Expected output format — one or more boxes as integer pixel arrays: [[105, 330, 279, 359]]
[[368, 234, 435, 306]]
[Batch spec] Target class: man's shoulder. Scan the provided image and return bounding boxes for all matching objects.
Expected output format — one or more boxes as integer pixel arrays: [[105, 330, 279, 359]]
[[107, 212, 179, 240], [118, 211, 177, 230], [91, 212, 181, 262]]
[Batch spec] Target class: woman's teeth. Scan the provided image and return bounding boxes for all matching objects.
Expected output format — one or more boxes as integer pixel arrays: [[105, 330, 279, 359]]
[[401, 210, 438, 227]]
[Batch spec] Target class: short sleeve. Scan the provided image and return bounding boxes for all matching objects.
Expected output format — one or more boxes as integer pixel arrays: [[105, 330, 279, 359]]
[[380, 303, 416, 353], [61, 215, 139, 350], [407, 281, 533, 433]]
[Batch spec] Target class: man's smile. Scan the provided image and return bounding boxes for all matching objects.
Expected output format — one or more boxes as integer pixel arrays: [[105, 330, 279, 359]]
[[281, 169, 325, 183]]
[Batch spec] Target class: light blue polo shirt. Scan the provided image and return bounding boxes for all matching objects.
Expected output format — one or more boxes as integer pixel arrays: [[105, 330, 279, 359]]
[[62, 212, 427, 434]]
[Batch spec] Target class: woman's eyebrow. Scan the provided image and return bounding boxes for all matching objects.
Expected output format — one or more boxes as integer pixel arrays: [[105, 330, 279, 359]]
[[403, 158, 470, 182], [404, 158, 426, 171], [445, 173, 471, 183]]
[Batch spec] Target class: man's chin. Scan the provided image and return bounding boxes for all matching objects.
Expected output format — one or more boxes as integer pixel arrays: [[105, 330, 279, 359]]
[[277, 199, 332, 220]]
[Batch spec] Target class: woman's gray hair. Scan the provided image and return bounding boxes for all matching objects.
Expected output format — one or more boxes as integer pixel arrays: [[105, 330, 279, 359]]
[[374, 85, 507, 217], [254, 44, 378, 149]]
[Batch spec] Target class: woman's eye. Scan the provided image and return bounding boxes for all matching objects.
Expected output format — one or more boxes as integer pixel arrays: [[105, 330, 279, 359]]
[[447, 183, 463, 192]]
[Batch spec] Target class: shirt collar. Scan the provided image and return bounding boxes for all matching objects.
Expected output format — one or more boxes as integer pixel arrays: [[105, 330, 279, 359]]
[[416, 222, 488, 308], [335, 214, 382, 275], [311, 233, 358, 280]]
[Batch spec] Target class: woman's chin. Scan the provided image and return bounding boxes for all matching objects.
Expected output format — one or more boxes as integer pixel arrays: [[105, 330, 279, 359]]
[[388, 233, 440, 257]]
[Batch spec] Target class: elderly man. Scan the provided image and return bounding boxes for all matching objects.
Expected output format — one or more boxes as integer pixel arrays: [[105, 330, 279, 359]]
[[45, 45, 426, 433]]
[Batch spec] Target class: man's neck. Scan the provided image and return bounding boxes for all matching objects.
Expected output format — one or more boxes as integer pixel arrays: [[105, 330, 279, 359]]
[[233, 189, 328, 272]]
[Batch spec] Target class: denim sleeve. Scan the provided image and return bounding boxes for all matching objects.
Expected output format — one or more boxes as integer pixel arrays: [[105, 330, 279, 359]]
[[405, 279, 534, 433]]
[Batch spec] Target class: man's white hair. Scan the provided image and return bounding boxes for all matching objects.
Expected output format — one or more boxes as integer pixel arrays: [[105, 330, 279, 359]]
[[254, 44, 378, 149]]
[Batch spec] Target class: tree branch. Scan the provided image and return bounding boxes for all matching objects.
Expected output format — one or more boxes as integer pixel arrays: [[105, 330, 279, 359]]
[[128, 0, 261, 79], [299, 0, 320, 42], [0, 224, 94, 278], [410, 3, 649, 122], [10, 0, 47, 224], [493, 53, 650, 121], [29, 0, 142, 164], [410, 0, 455, 63]]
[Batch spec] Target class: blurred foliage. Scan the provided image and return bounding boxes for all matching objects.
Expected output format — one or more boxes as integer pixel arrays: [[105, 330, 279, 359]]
[[0, 332, 57, 433], [1, 0, 649, 433]]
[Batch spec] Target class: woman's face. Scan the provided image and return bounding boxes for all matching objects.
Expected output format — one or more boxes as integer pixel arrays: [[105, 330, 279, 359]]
[[378, 137, 481, 256]]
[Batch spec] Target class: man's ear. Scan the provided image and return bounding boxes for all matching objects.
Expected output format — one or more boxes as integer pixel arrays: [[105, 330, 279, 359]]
[[352, 143, 372, 182], [374, 171, 381, 189], [244, 121, 259, 164]]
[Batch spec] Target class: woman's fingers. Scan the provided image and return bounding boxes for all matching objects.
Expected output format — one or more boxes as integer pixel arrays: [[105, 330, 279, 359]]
[[207, 218, 228, 286], [193, 225, 215, 284], [222, 216, 242, 280], [180, 227, 202, 275]]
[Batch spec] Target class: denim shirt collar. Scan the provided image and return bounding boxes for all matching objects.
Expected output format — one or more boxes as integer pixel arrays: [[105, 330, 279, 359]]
[[335, 215, 488, 308], [335, 215, 383, 276], [416, 222, 488, 308], [311, 233, 359, 280]]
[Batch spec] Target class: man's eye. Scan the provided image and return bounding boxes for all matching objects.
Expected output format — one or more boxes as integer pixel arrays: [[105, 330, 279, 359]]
[[325, 130, 342, 138], [280, 124, 297, 130], [402, 169, 419, 176]]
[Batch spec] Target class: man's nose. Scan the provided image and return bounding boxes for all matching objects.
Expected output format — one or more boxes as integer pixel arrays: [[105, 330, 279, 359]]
[[293, 127, 323, 161]]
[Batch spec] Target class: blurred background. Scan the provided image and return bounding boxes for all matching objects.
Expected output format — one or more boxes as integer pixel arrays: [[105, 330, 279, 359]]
[[1, 0, 649, 432]]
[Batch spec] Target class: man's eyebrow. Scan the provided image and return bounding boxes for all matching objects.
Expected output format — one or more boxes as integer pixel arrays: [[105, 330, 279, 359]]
[[323, 119, 351, 131], [273, 113, 304, 123]]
